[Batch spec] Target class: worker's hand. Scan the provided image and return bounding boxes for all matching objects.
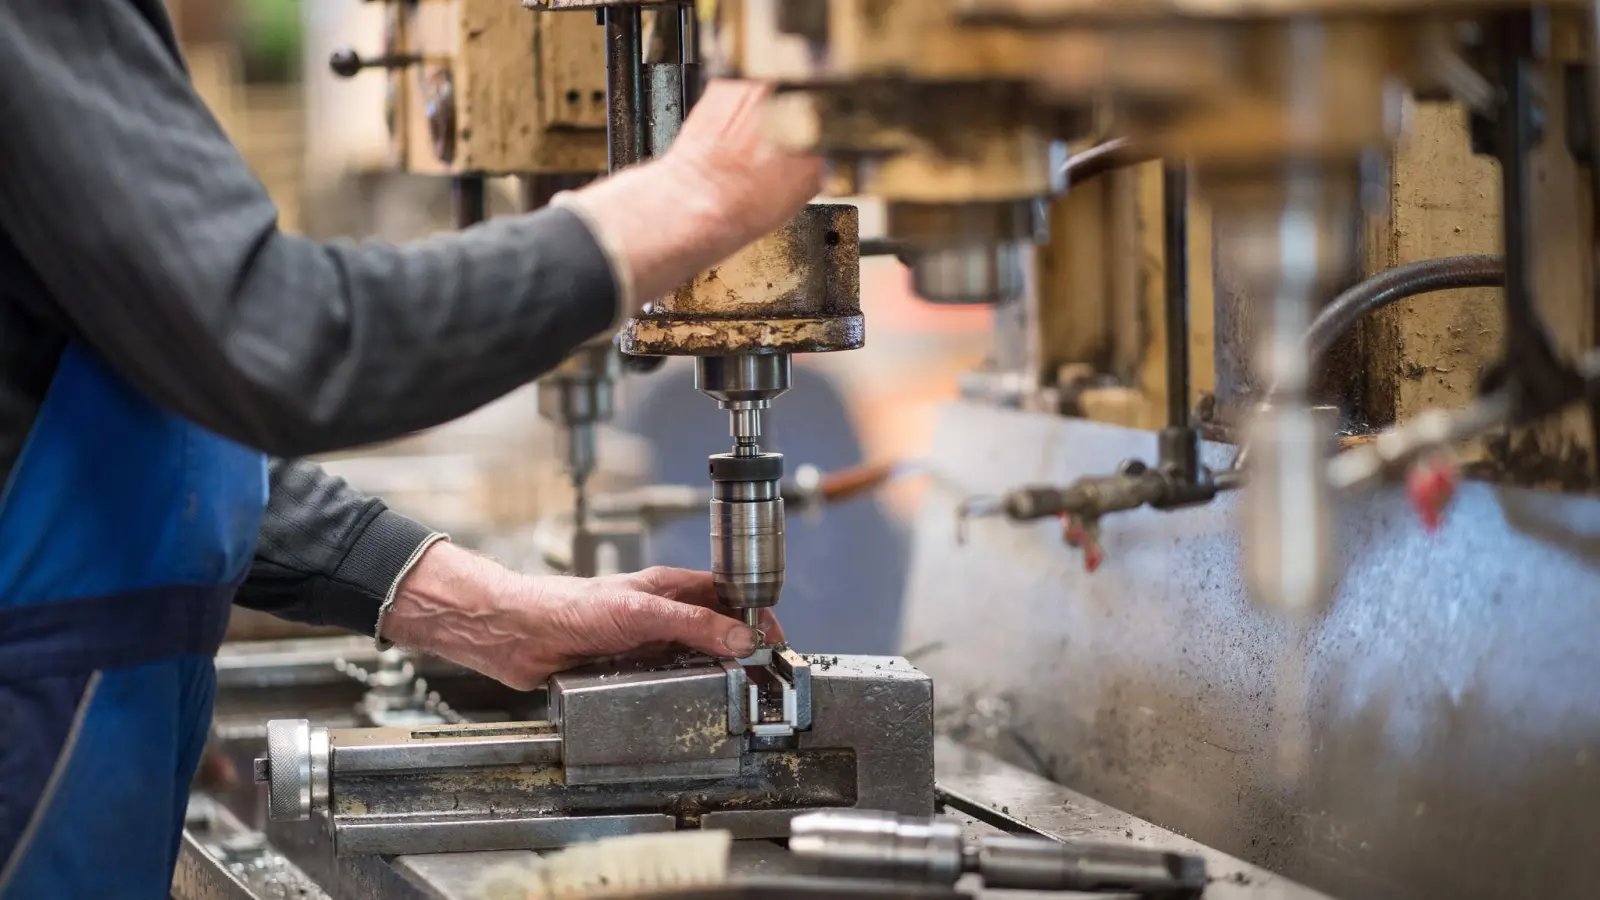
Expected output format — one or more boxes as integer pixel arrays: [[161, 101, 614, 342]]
[[380, 542, 783, 691], [664, 79, 825, 243], [556, 79, 822, 306]]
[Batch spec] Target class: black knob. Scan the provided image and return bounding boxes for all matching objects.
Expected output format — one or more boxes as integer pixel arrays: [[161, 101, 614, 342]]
[[329, 47, 364, 78], [329, 47, 420, 79]]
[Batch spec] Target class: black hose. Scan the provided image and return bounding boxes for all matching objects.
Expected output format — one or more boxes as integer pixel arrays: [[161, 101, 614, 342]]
[[1303, 254, 1504, 361], [1232, 254, 1506, 469]]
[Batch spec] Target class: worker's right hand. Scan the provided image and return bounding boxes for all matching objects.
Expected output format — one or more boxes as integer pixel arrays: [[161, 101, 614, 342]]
[[554, 79, 823, 308], [379, 542, 783, 691], [663, 79, 825, 245]]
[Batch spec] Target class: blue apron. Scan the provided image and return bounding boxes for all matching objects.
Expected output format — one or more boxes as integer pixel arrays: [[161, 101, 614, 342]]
[[0, 344, 266, 898]]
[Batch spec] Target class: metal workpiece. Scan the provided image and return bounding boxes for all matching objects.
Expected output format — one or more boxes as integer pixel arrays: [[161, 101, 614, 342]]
[[972, 835, 1206, 896], [791, 810, 1207, 897], [619, 204, 862, 356], [725, 647, 813, 737]]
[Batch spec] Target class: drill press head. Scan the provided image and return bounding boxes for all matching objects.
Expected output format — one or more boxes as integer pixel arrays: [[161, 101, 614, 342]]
[[619, 204, 858, 641]]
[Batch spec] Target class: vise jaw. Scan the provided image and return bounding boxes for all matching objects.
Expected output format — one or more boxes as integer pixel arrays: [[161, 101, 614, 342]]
[[550, 648, 814, 786], [255, 653, 933, 857]]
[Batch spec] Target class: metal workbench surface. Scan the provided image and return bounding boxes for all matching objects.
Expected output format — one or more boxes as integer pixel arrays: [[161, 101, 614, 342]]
[[931, 738, 1333, 900], [356, 739, 1335, 900]]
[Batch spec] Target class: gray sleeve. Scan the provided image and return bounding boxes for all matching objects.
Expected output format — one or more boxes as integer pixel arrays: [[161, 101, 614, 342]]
[[0, 0, 619, 457], [235, 459, 437, 636]]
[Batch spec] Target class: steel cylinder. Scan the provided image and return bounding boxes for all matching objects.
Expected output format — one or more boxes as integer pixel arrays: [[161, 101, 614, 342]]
[[708, 453, 785, 613], [789, 810, 965, 885], [975, 835, 1206, 893]]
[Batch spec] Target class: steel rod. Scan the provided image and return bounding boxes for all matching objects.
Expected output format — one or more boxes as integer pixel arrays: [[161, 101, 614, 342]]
[[604, 6, 645, 172], [1162, 163, 1191, 430], [452, 174, 486, 229]]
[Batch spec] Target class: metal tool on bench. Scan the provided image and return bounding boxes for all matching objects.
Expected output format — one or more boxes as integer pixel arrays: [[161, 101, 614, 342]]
[[791, 810, 1208, 898], [254, 652, 934, 857]]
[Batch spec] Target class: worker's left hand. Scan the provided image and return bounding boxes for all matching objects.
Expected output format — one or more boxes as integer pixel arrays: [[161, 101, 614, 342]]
[[380, 542, 784, 690]]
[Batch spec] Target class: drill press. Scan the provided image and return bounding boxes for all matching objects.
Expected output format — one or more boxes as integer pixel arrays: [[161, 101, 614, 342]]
[[620, 203, 863, 638]]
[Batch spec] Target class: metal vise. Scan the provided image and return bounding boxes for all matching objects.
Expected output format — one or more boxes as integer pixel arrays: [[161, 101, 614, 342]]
[[254, 653, 933, 857]]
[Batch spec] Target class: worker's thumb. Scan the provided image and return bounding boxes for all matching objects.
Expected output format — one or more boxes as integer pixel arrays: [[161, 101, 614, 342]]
[[617, 594, 761, 658]]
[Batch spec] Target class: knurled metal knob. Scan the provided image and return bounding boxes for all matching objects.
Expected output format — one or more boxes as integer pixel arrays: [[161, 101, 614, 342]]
[[263, 719, 311, 822], [261, 719, 329, 823]]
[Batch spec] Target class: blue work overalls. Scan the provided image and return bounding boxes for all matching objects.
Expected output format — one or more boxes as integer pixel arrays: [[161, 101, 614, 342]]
[[0, 344, 266, 898]]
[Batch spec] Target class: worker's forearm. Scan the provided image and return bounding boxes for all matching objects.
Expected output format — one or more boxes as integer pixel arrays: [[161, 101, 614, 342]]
[[0, 0, 617, 457], [557, 157, 746, 307]]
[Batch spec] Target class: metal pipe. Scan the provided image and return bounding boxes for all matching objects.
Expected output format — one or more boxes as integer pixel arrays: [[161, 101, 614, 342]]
[[452, 174, 486, 229], [1058, 138, 1152, 186], [604, 6, 645, 172], [679, 3, 703, 109], [1497, 17, 1540, 367], [1587, 0, 1600, 468], [1162, 163, 1191, 430]]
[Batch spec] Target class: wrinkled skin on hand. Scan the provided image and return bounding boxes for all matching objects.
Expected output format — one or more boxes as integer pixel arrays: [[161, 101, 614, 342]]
[[383, 543, 783, 691]]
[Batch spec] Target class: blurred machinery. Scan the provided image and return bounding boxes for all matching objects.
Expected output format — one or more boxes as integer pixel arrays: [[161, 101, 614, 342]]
[[181, 3, 1600, 900]]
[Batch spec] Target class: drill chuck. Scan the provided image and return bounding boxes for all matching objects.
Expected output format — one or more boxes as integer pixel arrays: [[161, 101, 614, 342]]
[[708, 453, 785, 618]]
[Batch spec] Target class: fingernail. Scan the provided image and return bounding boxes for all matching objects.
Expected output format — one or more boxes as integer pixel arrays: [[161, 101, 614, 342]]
[[723, 625, 759, 657]]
